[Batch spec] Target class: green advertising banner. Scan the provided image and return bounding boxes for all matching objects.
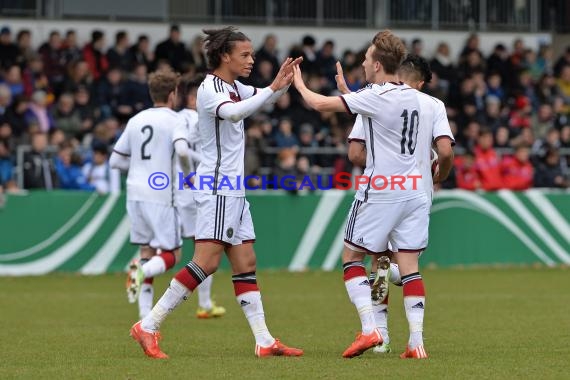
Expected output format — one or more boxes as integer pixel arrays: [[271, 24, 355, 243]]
[[0, 189, 569, 275]]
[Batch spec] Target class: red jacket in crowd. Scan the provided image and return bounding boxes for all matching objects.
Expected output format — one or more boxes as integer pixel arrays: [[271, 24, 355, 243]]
[[454, 155, 481, 190], [82, 43, 109, 80], [474, 146, 503, 191], [501, 156, 534, 190]]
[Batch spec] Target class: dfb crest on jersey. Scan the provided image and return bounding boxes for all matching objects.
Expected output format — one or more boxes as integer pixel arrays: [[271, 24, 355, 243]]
[[226, 227, 234, 238], [229, 91, 240, 102]]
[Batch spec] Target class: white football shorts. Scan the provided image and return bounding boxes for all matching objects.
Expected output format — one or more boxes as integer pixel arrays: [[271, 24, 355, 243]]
[[194, 193, 255, 246], [127, 200, 182, 250], [344, 195, 429, 254]]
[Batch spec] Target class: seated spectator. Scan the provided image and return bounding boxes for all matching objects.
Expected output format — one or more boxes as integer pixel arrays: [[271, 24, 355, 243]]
[[95, 67, 130, 121], [0, 84, 11, 116], [54, 143, 94, 191], [26, 90, 54, 133], [22, 54, 51, 99], [509, 95, 532, 131], [494, 126, 511, 149], [0, 139, 14, 188], [22, 132, 56, 189], [122, 63, 152, 114], [61, 29, 82, 66], [52, 93, 83, 140], [74, 85, 98, 136], [454, 151, 481, 190], [501, 144, 533, 190], [273, 148, 299, 192], [4, 95, 29, 138], [534, 148, 569, 188], [474, 128, 503, 191], [275, 118, 299, 149], [2, 64, 24, 97], [82, 143, 120, 194]]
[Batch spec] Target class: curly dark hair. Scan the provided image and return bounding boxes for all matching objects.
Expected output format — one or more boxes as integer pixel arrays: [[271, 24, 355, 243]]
[[400, 54, 433, 84], [202, 26, 250, 69]]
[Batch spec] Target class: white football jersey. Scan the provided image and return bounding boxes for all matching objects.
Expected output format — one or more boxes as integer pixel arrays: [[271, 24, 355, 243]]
[[348, 91, 454, 205], [341, 82, 425, 203], [113, 107, 187, 205], [195, 74, 257, 197], [415, 92, 454, 205], [175, 108, 201, 207]]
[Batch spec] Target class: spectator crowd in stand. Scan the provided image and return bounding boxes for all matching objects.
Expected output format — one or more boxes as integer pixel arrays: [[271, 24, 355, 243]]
[[0, 24, 569, 196]]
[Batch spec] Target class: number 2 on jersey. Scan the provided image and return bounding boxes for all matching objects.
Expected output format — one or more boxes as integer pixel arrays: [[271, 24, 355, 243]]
[[400, 109, 419, 154], [141, 125, 153, 160]]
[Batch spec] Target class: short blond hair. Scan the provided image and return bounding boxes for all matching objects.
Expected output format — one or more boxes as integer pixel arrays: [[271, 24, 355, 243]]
[[371, 30, 407, 74], [148, 69, 179, 103]]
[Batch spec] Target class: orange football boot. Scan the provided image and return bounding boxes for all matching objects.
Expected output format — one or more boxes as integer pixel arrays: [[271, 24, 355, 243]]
[[342, 328, 383, 358], [130, 321, 168, 359], [255, 339, 304, 357], [400, 345, 428, 359]]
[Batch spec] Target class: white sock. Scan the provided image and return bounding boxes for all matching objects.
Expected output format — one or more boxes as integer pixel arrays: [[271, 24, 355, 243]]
[[389, 263, 401, 285], [138, 282, 154, 319], [197, 275, 213, 310], [142, 256, 166, 278], [404, 296, 425, 348], [141, 279, 189, 332], [237, 291, 275, 347], [372, 303, 389, 344], [345, 277, 376, 334]]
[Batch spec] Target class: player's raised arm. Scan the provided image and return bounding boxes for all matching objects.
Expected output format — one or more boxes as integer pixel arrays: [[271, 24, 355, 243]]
[[216, 58, 298, 122], [292, 64, 346, 112]]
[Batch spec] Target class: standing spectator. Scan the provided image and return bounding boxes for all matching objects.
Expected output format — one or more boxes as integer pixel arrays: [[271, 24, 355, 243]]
[[82, 143, 120, 194], [0, 26, 18, 70], [106, 30, 131, 72], [486, 43, 509, 84], [474, 129, 503, 190], [16, 29, 34, 67], [127, 35, 153, 71], [185, 35, 207, 73], [83, 30, 109, 81], [61, 29, 82, 65], [254, 34, 279, 77], [38, 31, 66, 93], [430, 42, 455, 98], [22, 132, 55, 189], [154, 25, 186, 71], [501, 144, 533, 190], [316, 40, 337, 88]]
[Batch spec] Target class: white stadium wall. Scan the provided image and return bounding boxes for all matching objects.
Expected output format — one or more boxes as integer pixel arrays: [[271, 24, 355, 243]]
[[4, 19, 551, 62]]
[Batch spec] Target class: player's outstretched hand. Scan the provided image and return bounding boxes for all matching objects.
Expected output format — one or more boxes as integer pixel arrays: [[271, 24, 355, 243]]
[[270, 57, 303, 92], [335, 61, 350, 94], [292, 64, 306, 91]]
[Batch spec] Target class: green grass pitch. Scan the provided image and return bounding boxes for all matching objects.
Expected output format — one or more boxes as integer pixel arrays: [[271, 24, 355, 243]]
[[1, 268, 569, 379]]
